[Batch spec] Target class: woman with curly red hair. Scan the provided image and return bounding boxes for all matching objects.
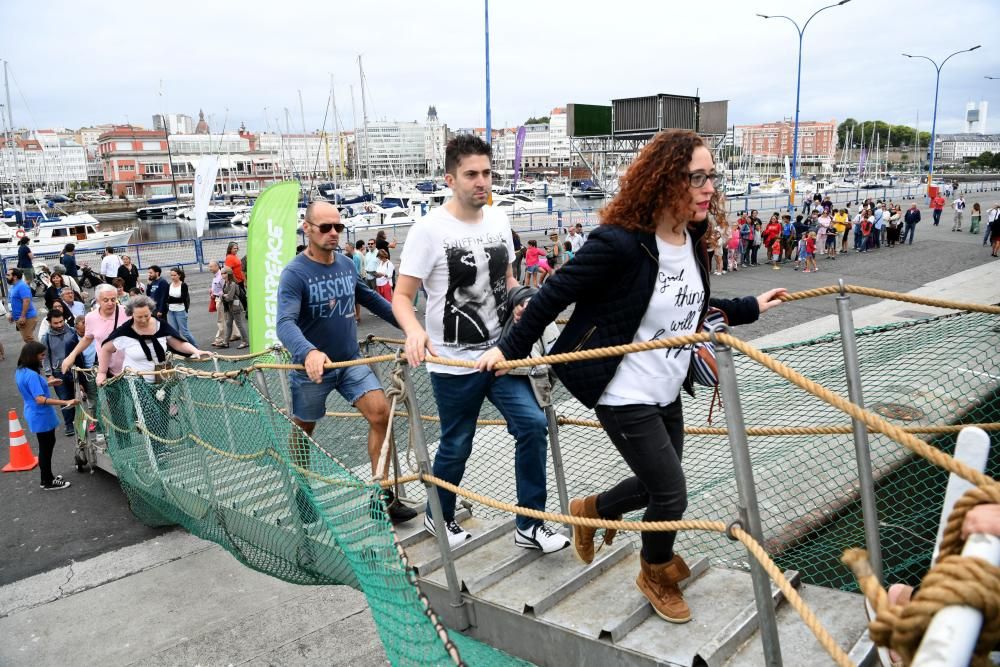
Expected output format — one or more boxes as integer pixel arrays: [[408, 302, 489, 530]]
[[479, 129, 786, 623]]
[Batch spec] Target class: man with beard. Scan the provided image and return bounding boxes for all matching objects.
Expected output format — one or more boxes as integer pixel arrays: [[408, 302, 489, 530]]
[[392, 135, 568, 554]]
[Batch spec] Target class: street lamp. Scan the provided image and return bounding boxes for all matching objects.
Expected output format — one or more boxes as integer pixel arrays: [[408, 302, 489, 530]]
[[758, 0, 851, 213], [902, 45, 981, 194]]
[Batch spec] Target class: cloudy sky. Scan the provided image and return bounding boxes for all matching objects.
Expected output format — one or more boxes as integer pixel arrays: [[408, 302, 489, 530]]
[[4, 0, 999, 135]]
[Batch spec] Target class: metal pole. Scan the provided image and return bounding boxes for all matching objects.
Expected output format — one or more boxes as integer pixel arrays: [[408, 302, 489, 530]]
[[713, 330, 783, 667], [399, 361, 470, 630], [835, 280, 883, 582], [927, 66, 940, 196], [789, 31, 803, 213], [543, 405, 570, 518]]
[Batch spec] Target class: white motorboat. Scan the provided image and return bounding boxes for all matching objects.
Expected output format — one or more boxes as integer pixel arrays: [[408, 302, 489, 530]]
[[491, 194, 550, 215], [0, 215, 134, 257]]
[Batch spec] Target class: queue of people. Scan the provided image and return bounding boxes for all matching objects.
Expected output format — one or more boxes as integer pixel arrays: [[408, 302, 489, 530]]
[[706, 198, 935, 275]]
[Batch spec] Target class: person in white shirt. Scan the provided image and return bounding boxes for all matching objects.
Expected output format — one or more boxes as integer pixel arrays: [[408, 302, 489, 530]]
[[566, 226, 585, 253], [99, 247, 122, 283], [952, 195, 966, 232], [392, 135, 569, 555]]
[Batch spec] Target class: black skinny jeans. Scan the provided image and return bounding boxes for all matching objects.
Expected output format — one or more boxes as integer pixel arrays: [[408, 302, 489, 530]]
[[37, 429, 57, 485], [594, 399, 687, 564]]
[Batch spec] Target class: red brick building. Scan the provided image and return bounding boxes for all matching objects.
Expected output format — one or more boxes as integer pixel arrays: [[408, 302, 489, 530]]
[[98, 125, 279, 199], [735, 120, 838, 169]]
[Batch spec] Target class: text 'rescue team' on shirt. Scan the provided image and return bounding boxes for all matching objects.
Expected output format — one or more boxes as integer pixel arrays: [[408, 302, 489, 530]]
[[399, 205, 515, 375], [276, 252, 397, 364]]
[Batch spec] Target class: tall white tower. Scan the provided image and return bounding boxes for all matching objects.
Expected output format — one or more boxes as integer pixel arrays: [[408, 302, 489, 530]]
[[965, 100, 988, 134]]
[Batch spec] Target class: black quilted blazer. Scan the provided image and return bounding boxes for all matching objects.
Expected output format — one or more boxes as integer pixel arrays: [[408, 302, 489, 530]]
[[498, 219, 760, 408]]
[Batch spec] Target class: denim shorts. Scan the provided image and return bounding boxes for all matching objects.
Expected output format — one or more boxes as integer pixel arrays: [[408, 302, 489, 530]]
[[289, 362, 383, 422]]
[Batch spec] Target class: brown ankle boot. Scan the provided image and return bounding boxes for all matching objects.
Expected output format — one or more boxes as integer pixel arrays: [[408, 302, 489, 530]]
[[636, 554, 692, 623], [569, 495, 618, 564]]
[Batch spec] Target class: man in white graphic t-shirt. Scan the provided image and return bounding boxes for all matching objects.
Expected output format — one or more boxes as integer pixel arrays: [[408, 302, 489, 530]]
[[393, 135, 569, 554]]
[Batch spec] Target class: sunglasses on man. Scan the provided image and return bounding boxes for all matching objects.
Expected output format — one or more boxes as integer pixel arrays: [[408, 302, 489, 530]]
[[307, 221, 345, 234]]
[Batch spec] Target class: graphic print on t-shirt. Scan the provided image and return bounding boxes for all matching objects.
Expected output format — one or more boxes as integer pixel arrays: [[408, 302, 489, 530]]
[[442, 238, 509, 347]]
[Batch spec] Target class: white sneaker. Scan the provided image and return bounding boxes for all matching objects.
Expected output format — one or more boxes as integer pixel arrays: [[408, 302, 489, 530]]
[[515, 524, 570, 554], [424, 514, 471, 549]]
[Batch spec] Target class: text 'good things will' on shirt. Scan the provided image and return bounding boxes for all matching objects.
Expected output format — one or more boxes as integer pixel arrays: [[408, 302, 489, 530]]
[[399, 205, 515, 375], [599, 233, 704, 407]]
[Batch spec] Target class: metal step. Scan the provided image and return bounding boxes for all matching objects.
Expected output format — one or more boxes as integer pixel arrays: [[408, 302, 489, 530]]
[[478, 540, 633, 616], [720, 583, 874, 667], [405, 517, 515, 576]]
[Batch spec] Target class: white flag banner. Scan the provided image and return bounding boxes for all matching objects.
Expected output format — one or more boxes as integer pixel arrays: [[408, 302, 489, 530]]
[[193, 155, 220, 238]]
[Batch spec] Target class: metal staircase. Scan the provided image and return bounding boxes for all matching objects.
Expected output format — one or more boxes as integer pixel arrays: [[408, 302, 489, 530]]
[[395, 513, 877, 667]]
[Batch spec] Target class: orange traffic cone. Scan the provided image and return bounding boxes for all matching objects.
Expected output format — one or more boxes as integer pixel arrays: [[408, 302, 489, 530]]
[[2, 409, 38, 472]]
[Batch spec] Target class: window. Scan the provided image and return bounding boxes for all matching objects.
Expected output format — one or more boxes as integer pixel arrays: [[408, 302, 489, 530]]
[[142, 141, 162, 151], [115, 141, 132, 151], [144, 163, 164, 174]]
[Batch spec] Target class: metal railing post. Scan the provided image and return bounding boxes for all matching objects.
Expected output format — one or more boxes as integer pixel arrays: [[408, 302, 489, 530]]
[[398, 360, 470, 630], [713, 328, 783, 667], [835, 279, 883, 582], [543, 405, 570, 518]]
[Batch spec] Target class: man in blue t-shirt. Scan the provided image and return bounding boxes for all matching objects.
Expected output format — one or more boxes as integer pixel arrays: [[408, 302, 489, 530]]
[[59, 243, 79, 279], [277, 201, 415, 525], [6, 267, 38, 342], [145, 265, 169, 320]]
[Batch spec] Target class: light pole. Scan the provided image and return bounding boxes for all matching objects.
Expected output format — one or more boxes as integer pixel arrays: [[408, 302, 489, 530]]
[[902, 46, 981, 194], [758, 1, 851, 213]]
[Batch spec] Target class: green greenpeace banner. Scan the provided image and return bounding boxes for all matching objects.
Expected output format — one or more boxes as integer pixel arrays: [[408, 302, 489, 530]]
[[246, 181, 300, 353]]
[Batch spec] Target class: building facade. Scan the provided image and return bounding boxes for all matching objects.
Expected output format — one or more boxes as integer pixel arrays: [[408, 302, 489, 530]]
[[0, 130, 89, 194], [256, 132, 341, 179], [153, 113, 195, 135], [734, 119, 838, 170], [934, 133, 1000, 162], [97, 125, 280, 199], [355, 121, 427, 177]]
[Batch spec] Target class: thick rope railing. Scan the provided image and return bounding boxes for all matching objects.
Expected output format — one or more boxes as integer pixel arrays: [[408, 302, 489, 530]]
[[842, 483, 1000, 666], [80, 284, 1000, 666]]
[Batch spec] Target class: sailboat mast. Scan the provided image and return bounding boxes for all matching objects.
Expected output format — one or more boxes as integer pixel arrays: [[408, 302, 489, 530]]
[[331, 74, 342, 181], [3, 61, 24, 213], [350, 85, 360, 187], [159, 80, 180, 202], [358, 56, 372, 188]]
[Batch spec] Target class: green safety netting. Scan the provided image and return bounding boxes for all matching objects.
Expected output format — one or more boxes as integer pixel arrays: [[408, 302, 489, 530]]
[[86, 308, 1000, 665]]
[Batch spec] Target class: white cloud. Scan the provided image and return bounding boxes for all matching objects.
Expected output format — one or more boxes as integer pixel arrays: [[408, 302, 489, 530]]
[[3, 0, 998, 134]]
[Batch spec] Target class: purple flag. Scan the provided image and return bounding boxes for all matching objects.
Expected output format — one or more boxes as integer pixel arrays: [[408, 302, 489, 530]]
[[512, 126, 527, 190], [857, 149, 868, 179]]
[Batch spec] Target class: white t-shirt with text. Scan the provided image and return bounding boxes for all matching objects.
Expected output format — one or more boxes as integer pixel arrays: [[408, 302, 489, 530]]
[[399, 205, 514, 375], [599, 233, 704, 406]]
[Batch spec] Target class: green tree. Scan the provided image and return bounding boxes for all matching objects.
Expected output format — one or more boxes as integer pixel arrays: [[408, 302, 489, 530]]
[[891, 125, 915, 147], [524, 116, 550, 125], [991, 152, 1000, 170], [837, 118, 858, 146]]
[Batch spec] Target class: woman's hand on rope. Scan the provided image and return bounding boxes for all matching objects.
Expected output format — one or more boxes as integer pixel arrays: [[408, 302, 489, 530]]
[[96, 371, 107, 387], [475, 347, 507, 375], [961, 503, 1000, 540], [304, 349, 332, 383], [403, 327, 435, 368], [757, 288, 788, 313]]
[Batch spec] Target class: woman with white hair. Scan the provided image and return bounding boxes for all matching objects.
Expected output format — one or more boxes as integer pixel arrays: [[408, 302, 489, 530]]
[[61, 283, 127, 376], [96, 295, 208, 386]]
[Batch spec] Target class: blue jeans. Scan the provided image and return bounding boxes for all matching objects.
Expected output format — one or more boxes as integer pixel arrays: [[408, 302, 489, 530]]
[[167, 310, 197, 347], [429, 372, 548, 531], [902, 221, 917, 245]]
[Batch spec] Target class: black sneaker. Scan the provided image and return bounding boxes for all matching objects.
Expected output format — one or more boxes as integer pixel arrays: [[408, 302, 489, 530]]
[[41, 478, 71, 491], [64, 427, 75, 437], [370, 488, 418, 524], [384, 489, 418, 525]]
